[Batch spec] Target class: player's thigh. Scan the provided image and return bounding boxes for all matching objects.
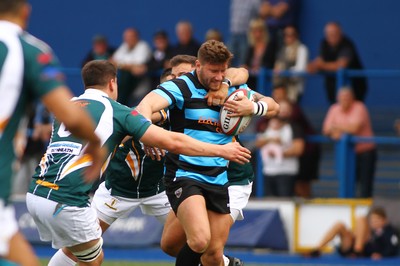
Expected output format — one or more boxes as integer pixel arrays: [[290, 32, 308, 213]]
[[207, 210, 231, 250], [160, 211, 186, 256], [177, 195, 210, 242], [91, 182, 140, 225], [7, 232, 40, 266], [140, 191, 171, 223]]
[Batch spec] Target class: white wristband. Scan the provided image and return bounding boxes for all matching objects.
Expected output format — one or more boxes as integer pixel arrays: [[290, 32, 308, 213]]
[[252, 101, 268, 116]]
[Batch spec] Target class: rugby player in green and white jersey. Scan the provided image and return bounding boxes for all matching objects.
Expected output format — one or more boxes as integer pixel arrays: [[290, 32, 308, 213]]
[[26, 60, 251, 266], [0, 1, 105, 265]]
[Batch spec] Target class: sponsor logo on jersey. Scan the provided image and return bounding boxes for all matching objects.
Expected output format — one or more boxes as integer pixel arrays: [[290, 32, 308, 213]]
[[37, 53, 53, 65], [198, 116, 223, 133], [47, 141, 82, 155], [41, 66, 65, 81]]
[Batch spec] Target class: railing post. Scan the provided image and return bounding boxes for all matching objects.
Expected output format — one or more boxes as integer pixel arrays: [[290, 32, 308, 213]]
[[335, 134, 349, 198], [257, 67, 267, 95], [256, 150, 264, 198], [346, 136, 356, 198], [336, 68, 345, 92]]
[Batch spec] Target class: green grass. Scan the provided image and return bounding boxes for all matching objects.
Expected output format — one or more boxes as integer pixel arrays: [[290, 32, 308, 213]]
[[40, 260, 172, 266]]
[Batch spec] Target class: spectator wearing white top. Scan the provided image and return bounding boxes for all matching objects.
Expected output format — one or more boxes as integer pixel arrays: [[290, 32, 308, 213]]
[[255, 100, 305, 197], [273, 26, 308, 103], [110, 27, 152, 105]]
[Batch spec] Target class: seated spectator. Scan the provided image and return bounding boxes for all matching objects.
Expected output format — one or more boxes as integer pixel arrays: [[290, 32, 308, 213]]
[[205, 28, 224, 42], [259, 0, 299, 47], [273, 26, 308, 103], [81, 34, 115, 67], [305, 206, 399, 259], [110, 27, 152, 105], [171, 20, 201, 57], [307, 22, 367, 104], [255, 100, 304, 197], [322, 87, 377, 198], [243, 18, 277, 90]]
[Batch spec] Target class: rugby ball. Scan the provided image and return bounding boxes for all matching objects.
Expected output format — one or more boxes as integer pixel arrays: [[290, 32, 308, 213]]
[[219, 88, 254, 136]]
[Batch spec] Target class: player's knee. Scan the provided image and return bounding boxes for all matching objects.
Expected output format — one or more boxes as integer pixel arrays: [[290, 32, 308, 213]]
[[187, 236, 210, 253], [71, 238, 103, 264]]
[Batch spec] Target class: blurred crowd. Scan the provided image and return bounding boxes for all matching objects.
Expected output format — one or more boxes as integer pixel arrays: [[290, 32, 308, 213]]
[[13, 0, 399, 200]]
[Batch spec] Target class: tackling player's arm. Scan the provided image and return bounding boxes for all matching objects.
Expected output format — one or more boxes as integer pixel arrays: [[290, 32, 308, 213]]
[[42, 87, 107, 181], [205, 67, 249, 106], [139, 125, 251, 164]]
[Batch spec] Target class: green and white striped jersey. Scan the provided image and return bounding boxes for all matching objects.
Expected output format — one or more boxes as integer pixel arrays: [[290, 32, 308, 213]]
[[29, 89, 151, 207], [0, 21, 65, 203]]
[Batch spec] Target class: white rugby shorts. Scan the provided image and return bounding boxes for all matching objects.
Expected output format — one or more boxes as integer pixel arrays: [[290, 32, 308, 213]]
[[26, 193, 101, 249], [91, 182, 171, 225], [228, 182, 253, 222], [0, 200, 18, 256]]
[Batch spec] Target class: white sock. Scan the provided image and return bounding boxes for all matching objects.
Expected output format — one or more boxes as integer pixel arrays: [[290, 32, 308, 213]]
[[48, 249, 76, 266], [223, 254, 230, 266]]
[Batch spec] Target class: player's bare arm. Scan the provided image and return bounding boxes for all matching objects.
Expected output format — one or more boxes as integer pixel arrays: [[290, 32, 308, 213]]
[[139, 125, 251, 164]]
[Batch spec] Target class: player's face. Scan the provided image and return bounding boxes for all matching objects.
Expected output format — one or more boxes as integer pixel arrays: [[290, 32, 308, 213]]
[[171, 63, 194, 78], [196, 61, 228, 91]]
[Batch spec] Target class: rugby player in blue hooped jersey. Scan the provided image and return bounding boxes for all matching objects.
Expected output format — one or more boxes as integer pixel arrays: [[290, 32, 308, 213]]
[[137, 40, 279, 266]]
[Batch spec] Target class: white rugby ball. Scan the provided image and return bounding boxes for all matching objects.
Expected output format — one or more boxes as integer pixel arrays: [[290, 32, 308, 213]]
[[219, 88, 253, 136]]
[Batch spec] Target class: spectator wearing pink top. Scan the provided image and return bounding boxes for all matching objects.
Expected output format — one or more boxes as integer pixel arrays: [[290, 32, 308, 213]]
[[322, 87, 377, 198]]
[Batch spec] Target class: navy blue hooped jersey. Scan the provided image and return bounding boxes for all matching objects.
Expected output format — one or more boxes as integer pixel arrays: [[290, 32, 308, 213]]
[[154, 71, 254, 186]]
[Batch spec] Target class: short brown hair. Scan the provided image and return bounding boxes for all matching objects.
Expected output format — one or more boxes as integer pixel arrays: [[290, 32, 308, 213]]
[[197, 40, 233, 65], [368, 206, 387, 219], [170, 55, 197, 68], [81, 60, 117, 88], [0, 0, 26, 15]]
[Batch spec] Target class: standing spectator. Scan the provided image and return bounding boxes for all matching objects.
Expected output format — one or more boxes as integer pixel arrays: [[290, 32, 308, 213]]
[[259, 0, 299, 47], [171, 20, 201, 57], [147, 30, 174, 90], [273, 26, 308, 103], [307, 22, 368, 104], [305, 206, 399, 259], [243, 18, 277, 90], [322, 87, 377, 198], [255, 100, 305, 197], [228, 0, 262, 67], [81, 34, 115, 67], [110, 27, 152, 105]]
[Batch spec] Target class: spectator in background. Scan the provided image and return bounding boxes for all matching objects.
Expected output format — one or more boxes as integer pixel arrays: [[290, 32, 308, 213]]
[[393, 119, 400, 136], [81, 34, 115, 67], [243, 18, 277, 90], [307, 22, 367, 104], [305, 206, 399, 259], [322, 87, 377, 198], [147, 30, 174, 90], [110, 27, 152, 105], [259, 0, 299, 47], [273, 26, 308, 103], [171, 20, 201, 57], [12, 103, 53, 197], [205, 28, 223, 42], [255, 100, 304, 197], [228, 0, 262, 67]]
